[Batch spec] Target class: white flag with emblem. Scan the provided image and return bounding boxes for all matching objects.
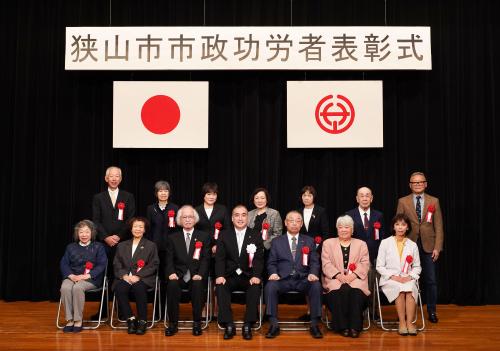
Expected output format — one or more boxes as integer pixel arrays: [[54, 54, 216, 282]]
[[113, 81, 209, 148], [287, 81, 383, 148]]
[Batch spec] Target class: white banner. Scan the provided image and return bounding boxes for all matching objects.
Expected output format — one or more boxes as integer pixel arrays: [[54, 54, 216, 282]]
[[287, 81, 383, 148], [113, 81, 208, 148], [66, 26, 431, 70]]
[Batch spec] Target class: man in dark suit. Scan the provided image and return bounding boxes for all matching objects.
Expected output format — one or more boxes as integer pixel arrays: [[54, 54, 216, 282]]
[[93, 166, 136, 251], [264, 211, 323, 339], [397, 172, 444, 323], [92, 166, 135, 318], [346, 186, 386, 270], [215, 205, 264, 340], [164, 205, 211, 337]]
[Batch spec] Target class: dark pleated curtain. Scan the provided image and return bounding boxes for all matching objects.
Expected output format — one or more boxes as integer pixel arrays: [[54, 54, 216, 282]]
[[1, 0, 499, 304]]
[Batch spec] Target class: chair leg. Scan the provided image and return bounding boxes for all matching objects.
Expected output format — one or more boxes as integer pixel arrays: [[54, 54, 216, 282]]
[[56, 297, 64, 329]]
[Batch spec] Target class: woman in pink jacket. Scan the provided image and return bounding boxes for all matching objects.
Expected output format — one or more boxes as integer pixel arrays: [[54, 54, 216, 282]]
[[322, 215, 370, 338]]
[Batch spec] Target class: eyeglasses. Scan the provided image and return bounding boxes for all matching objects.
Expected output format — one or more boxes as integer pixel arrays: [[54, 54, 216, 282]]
[[410, 181, 426, 185]]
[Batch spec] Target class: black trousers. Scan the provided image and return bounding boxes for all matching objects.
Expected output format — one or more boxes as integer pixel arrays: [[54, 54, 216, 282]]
[[166, 278, 206, 323], [325, 284, 367, 332], [216, 274, 261, 324], [114, 280, 149, 321]]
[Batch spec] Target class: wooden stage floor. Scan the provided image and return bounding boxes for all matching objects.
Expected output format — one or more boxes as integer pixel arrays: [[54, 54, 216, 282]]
[[0, 301, 499, 350]]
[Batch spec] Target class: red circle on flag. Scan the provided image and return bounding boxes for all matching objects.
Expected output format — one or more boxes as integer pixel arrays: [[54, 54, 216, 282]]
[[141, 95, 180, 135]]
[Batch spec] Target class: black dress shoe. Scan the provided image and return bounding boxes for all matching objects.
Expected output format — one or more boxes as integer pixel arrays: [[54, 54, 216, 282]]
[[192, 322, 203, 336], [350, 329, 359, 338], [428, 313, 439, 323], [164, 323, 178, 336], [62, 325, 73, 333], [223, 324, 236, 340], [242, 324, 252, 340], [127, 318, 137, 334], [265, 324, 280, 338], [136, 320, 147, 335], [309, 325, 323, 339], [298, 313, 311, 322], [341, 329, 350, 337]]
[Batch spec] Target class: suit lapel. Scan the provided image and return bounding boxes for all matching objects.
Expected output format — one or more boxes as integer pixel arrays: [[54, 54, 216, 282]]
[[405, 196, 419, 223], [294, 236, 305, 264], [422, 194, 431, 222], [131, 237, 145, 262], [334, 239, 344, 270], [228, 229, 240, 257]]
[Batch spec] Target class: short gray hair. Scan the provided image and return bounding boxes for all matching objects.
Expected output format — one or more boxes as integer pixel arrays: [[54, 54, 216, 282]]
[[73, 220, 97, 242], [176, 205, 200, 225], [105, 166, 122, 178], [336, 215, 354, 229], [154, 180, 171, 195]]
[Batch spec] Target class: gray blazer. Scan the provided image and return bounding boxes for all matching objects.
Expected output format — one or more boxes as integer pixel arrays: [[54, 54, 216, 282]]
[[248, 207, 283, 249]]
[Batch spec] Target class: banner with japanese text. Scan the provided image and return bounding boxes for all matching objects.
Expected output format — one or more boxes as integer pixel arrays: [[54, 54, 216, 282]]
[[66, 26, 431, 70]]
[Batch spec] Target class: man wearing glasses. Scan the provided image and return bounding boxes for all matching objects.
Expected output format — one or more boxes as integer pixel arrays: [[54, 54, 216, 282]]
[[164, 205, 211, 336], [396, 172, 444, 323]]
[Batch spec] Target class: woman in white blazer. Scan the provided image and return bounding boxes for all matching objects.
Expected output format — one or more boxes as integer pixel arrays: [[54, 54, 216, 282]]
[[376, 213, 421, 336]]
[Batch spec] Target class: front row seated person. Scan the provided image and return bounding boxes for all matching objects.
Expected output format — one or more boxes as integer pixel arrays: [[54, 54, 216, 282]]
[[113, 217, 159, 335], [321, 215, 370, 338], [376, 213, 421, 336], [264, 211, 323, 339], [164, 205, 211, 337], [60, 220, 107, 333], [215, 205, 264, 340]]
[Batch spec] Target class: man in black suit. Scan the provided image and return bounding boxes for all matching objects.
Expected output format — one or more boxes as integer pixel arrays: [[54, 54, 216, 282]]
[[93, 166, 136, 251], [215, 205, 264, 340], [264, 211, 323, 339], [346, 186, 385, 316], [164, 205, 210, 337], [92, 166, 135, 318]]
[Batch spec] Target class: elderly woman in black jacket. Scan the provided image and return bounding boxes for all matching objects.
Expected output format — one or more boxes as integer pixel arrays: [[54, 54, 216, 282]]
[[60, 220, 107, 333], [113, 217, 159, 335]]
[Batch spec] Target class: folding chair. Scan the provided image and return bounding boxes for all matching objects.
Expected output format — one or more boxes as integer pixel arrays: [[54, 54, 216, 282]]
[[276, 291, 312, 331], [56, 266, 109, 330], [322, 302, 371, 331], [110, 273, 161, 329], [216, 285, 264, 331], [374, 276, 425, 331], [164, 279, 211, 330]]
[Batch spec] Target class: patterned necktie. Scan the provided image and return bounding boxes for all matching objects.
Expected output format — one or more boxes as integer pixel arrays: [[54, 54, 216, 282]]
[[416, 196, 422, 223], [291, 236, 297, 259], [185, 232, 191, 253], [184, 232, 192, 282], [363, 212, 369, 230]]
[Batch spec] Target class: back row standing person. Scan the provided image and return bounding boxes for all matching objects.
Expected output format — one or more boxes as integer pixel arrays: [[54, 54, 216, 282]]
[[346, 186, 386, 290], [92, 166, 135, 318], [248, 187, 283, 250], [396, 172, 444, 324]]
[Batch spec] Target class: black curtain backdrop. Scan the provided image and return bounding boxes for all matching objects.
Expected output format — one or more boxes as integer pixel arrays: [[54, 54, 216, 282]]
[[1, 0, 499, 304]]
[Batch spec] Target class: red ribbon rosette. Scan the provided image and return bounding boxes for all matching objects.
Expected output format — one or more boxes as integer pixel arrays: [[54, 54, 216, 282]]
[[84, 261, 93, 274], [137, 259, 145, 273], [314, 235, 322, 249], [167, 210, 176, 227], [301, 246, 310, 266], [261, 222, 270, 241], [117, 202, 125, 220], [214, 221, 222, 240], [373, 221, 381, 240], [402, 255, 413, 274], [426, 204, 436, 223], [193, 241, 203, 260], [348, 262, 357, 274]]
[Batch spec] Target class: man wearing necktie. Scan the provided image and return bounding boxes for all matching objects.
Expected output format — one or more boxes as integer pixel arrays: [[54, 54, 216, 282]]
[[264, 211, 323, 339], [215, 205, 264, 340], [164, 205, 210, 336], [346, 187, 386, 276], [397, 172, 444, 323]]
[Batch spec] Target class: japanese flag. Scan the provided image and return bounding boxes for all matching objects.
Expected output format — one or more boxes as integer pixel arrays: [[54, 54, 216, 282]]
[[113, 81, 208, 148], [287, 81, 383, 148]]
